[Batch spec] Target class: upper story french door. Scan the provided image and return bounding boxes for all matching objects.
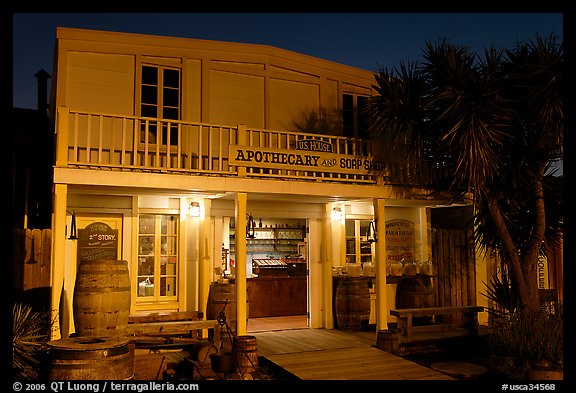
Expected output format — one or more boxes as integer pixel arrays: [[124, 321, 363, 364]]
[[139, 64, 181, 146]]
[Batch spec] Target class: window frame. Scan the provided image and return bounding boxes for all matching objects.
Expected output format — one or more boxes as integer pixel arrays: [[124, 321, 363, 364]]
[[138, 63, 182, 147], [342, 93, 371, 140], [136, 212, 180, 304]]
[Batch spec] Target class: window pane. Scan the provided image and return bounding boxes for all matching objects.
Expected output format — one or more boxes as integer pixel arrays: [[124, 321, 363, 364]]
[[161, 215, 177, 234], [359, 220, 370, 237], [163, 88, 179, 108], [358, 96, 370, 139], [346, 239, 356, 254], [345, 220, 355, 237], [141, 85, 158, 105], [162, 107, 179, 120], [139, 215, 155, 234], [138, 276, 155, 297], [161, 277, 176, 296], [343, 94, 353, 110], [141, 104, 157, 118], [138, 256, 154, 276], [160, 256, 177, 275], [161, 237, 177, 255], [142, 66, 158, 85], [163, 69, 180, 88], [139, 235, 155, 255]]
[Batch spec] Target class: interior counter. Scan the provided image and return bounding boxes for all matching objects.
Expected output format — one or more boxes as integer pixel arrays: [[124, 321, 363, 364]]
[[247, 276, 307, 318]]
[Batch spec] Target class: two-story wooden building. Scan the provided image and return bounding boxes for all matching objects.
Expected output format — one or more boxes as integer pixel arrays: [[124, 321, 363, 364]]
[[48, 27, 487, 339]]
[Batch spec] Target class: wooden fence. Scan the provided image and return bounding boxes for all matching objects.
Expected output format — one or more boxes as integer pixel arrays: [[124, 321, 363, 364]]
[[13, 228, 52, 298]]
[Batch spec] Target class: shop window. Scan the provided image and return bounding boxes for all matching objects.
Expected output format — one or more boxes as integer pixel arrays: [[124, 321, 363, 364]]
[[345, 219, 373, 265], [137, 214, 178, 301], [140, 65, 181, 145]]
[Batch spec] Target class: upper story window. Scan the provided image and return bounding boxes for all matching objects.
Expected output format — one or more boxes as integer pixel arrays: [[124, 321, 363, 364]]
[[343, 93, 370, 140], [140, 65, 181, 145]]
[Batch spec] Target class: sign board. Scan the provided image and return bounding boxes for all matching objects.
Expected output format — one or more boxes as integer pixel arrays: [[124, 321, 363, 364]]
[[537, 254, 550, 289], [385, 219, 415, 263], [77, 222, 119, 262], [229, 144, 386, 176]]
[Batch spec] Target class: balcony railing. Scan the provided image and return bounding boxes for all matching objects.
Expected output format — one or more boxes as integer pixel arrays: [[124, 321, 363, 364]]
[[56, 108, 447, 187]]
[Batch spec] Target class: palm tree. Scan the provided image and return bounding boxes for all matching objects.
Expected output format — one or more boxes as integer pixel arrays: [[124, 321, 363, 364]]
[[369, 34, 563, 312]]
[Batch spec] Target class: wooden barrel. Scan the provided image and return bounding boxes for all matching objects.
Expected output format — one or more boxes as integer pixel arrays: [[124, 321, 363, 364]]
[[335, 277, 370, 330], [376, 329, 400, 355], [188, 340, 218, 367], [47, 336, 134, 380], [233, 335, 258, 374], [395, 276, 434, 325], [207, 282, 237, 333], [73, 260, 131, 337]]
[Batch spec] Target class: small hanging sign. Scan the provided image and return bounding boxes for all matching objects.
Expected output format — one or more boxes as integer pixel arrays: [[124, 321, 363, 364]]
[[77, 222, 119, 262]]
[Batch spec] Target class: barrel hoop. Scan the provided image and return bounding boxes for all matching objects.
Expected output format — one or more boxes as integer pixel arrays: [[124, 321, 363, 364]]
[[74, 286, 131, 293], [50, 354, 131, 369], [49, 345, 129, 360], [79, 260, 127, 265]]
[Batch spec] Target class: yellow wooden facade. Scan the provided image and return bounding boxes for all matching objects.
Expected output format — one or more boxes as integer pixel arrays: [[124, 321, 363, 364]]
[[49, 27, 488, 339]]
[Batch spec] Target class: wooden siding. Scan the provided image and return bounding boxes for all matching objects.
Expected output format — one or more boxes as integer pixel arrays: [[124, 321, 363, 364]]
[[431, 229, 477, 324]]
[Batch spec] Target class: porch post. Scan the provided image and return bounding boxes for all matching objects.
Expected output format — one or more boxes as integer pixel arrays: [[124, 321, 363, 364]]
[[51, 183, 68, 339], [373, 198, 389, 331], [55, 107, 69, 167], [234, 192, 248, 336], [321, 203, 334, 329], [198, 199, 211, 335]]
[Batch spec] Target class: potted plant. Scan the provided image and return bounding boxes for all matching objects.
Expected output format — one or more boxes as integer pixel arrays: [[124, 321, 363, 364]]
[[484, 274, 563, 380]]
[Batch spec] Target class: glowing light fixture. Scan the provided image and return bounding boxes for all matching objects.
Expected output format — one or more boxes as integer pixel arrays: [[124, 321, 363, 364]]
[[189, 201, 201, 217]]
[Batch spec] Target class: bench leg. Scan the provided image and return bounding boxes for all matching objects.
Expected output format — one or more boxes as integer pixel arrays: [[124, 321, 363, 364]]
[[463, 312, 479, 336], [396, 317, 407, 337], [406, 314, 413, 340]]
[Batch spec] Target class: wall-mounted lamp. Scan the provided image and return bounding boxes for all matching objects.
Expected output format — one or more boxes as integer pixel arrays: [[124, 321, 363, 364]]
[[367, 220, 378, 243], [189, 201, 201, 217], [68, 210, 78, 240], [246, 214, 256, 238], [331, 206, 343, 221]]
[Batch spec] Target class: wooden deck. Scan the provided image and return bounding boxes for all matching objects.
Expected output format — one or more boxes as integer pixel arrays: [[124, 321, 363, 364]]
[[252, 328, 455, 380]]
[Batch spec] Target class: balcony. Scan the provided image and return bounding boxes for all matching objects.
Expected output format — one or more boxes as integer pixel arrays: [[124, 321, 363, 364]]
[[55, 108, 445, 187]]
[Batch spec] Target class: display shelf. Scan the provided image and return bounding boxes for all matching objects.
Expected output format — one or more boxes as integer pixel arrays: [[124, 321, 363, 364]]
[[230, 226, 305, 254]]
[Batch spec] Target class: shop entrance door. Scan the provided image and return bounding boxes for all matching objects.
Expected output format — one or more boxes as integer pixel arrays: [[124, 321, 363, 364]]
[[245, 217, 309, 332]]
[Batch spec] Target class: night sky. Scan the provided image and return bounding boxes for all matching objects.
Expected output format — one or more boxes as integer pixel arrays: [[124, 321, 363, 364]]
[[12, 12, 563, 110]]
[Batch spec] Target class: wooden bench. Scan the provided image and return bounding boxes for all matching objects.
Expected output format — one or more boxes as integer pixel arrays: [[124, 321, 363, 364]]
[[390, 306, 484, 340], [125, 311, 221, 350]]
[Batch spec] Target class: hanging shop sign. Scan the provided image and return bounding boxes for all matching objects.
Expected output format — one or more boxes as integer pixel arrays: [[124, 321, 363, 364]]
[[537, 254, 550, 289], [385, 219, 415, 263], [77, 222, 119, 262], [229, 144, 386, 175], [295, 138, 334, 153]]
